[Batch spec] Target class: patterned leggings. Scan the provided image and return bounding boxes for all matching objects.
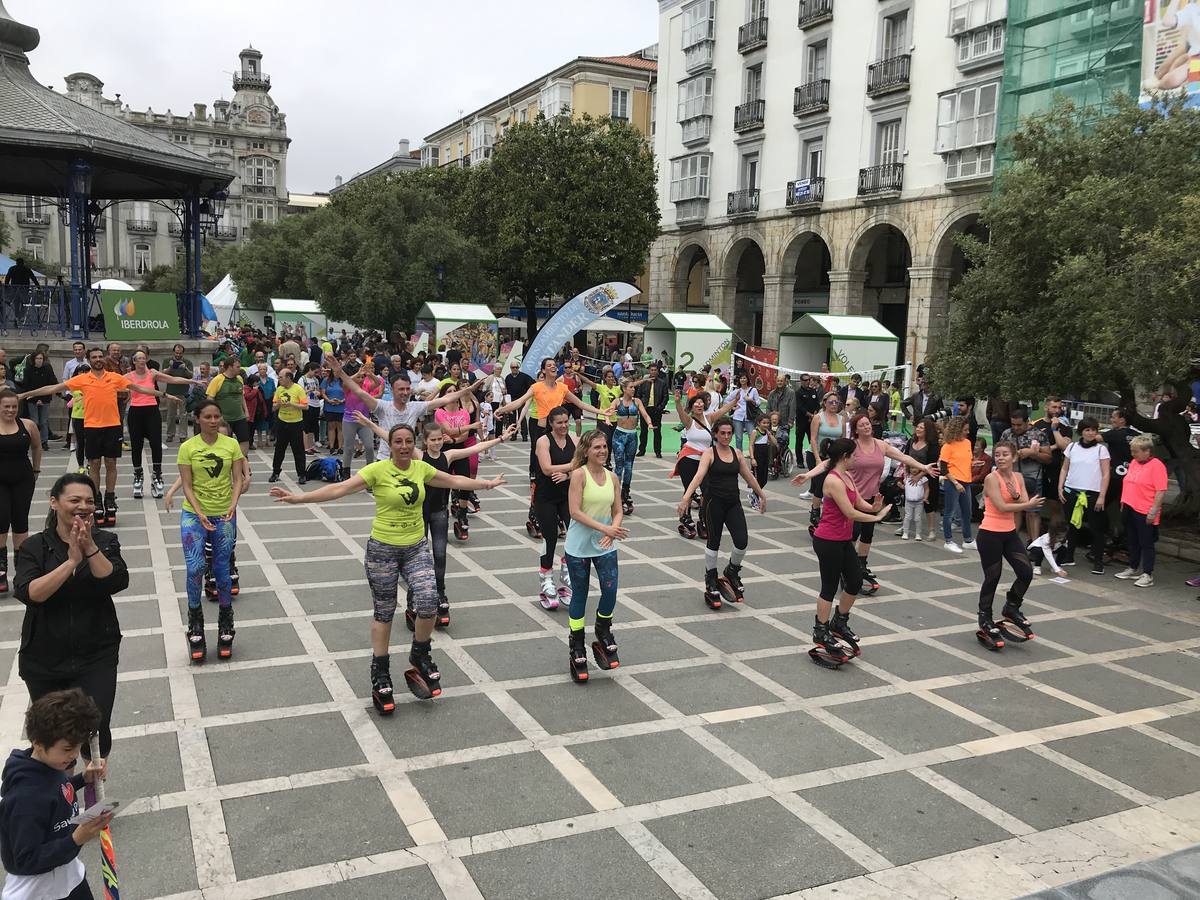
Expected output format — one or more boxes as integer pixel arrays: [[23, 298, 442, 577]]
[[182, 510, 235, 609], [566, 550, 619, 632], [364, 536, 438, 623], [611, 427, 638, 487]]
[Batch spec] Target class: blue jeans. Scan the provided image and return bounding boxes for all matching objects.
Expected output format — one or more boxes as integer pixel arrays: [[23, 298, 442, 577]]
[[182, 509, 236, 609], [942, 481, 973, 543], [611, 428, 638, 487], [732, 418, 749, 450], [566, 551, 618, 631]]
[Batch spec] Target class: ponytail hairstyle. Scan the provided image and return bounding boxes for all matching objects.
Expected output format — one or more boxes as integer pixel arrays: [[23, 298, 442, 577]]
[[44, 472, 97, 530], [825, 437, 856, 466], [571, 428, 607, 469]]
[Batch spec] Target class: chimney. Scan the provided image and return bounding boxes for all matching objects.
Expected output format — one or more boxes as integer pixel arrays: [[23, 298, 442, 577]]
[[194, 103, 207, 120], [396, 139, 410, 157], [335, 175, 343, 188]]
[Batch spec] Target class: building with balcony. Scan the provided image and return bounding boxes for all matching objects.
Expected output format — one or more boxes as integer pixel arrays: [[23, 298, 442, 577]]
[[0, 47, 289, 286], [649, 0, 1005, 368]]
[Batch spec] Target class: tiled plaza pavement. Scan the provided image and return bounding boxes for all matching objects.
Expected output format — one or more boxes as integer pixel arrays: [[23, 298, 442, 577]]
[[3, 440, 1200, 899]]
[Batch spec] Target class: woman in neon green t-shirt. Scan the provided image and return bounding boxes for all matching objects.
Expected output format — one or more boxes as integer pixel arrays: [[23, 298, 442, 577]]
[[270, 423, 505, 714]]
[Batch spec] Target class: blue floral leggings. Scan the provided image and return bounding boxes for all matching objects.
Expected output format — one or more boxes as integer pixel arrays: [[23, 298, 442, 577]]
[[182, 510, 235, 609], [566, 550, 619, 632], [612, 427, 638, 487]]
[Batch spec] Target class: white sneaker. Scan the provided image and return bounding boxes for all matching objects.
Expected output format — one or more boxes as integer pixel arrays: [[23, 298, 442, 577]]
[[749, 489, 760, 511], [798, 490, 812, 500], [895, 526, 905, 537], [944, 541, 963, 554], [1134, 573, 1155, 588], [901, 531, 910, 541], [1113, 568, 1140, 580], [962, 539, 977, 550], [914, 534, 923, 542], [1033, 565, 1042, 576]]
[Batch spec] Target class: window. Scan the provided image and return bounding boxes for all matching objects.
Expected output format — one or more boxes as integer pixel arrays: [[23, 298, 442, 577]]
[[650, 88, 657, 136], [611, 88, 630, 121], [251, 140, 266, 150], [171, 133, 189, 143], [806, 41, 828, 82], [875, 118, 902, 165], [520, 108, 528, 123], [213, 137, 231, 148], [420, 143, 440, 167], [132, 201, 151, 221], [678, 74, 714, 120], [881, 10, 908, 57], [957, 23, 1004, 65], [457, 141, 465, 160], [244, 199, 276, 224], [670, 153, 712, 201], [936, 82, 998, 153], [133, 243, 152, 275], [744, 64, 763, 102], [802, 137, 824, 178], [740, 151, 760, 190], [747, 0, 767, 19], [24, 196, 43, 218], [944, 146, 994, 180], [242, 156, 276, 187], [538, 81, 572, 117], [682, 0, 715, 49], [949, 0, 1006, 33], [24, 236, 43, 261]]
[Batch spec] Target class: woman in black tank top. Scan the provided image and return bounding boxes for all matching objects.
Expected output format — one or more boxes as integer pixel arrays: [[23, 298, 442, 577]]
[[534, 407, 577, 610], [676, 417, 766, 609], [0, 388, 41, 594]]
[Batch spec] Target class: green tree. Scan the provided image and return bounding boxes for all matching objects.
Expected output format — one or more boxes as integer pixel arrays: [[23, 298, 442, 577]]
[[929, 95, 1200, 522], [139, 245, 232, 295], [466, 113, 660, 341], [226, 169, 494, 330], [0, 212, 10, 255]]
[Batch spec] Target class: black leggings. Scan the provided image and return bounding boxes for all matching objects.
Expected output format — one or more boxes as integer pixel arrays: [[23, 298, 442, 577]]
[[127, 404, 162, 470], [704, 495, 747, 552], [73, 418, 86, 468], [812, 535, 862, 602], [273, 420, 306, 476], [527, 420, 545, 481], [24, 662, 118, 758], [976, 528, 1032, 620], [677, 455, 701, 499], [535, 495, 570, 569], [1063, 486, 1106, 558], [752, 442, 769, 487], [851, 520, 875, 545], [0, 472, 36, 534]]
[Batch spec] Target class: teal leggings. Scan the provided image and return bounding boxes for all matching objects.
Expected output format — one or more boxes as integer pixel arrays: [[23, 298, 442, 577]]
[[612, 428, 638, 487], [566, 551, 618, 631]]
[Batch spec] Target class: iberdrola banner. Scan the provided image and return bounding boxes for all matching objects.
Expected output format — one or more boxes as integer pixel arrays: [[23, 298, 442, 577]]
[[519, 282, 640, 378]]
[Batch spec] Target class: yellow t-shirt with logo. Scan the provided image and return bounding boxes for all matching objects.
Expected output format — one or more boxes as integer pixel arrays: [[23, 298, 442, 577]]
[[358, 458, 438, 546], [274, 383, 308, 423], [178, 433, 244, 517], [596, 384, 621, 425]]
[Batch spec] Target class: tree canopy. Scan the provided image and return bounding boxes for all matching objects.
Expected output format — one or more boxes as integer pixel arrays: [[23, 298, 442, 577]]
[[929, 94, 1200, 520], [139, 245, 232, 296], [0, 213, 10, 256], [466, 112, 660, 340]]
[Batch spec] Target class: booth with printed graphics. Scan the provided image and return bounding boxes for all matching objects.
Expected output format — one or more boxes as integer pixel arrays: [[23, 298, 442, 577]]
[[642, 311, 733, 381], [778, 314, 900, 381], [415, 302, 500, 374]]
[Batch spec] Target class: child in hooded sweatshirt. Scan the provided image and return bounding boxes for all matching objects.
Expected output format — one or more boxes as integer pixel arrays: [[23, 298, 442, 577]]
[[0, 689, 111, 900]]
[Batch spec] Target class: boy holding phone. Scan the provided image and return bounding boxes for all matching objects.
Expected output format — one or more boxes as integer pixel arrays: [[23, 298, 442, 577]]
[[0, 689, 112, 900]]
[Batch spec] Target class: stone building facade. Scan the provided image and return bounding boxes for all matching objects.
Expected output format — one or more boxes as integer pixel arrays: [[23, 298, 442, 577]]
[[1, 47, 289, 285], [650, 0, 1005, 367]]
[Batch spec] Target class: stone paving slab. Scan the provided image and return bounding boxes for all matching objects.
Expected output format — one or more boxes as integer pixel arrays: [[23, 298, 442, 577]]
[[3, 443, 1200, 898]]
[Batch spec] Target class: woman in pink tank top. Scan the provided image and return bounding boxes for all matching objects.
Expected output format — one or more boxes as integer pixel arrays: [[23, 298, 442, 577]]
[[807, 438, 893, 669]]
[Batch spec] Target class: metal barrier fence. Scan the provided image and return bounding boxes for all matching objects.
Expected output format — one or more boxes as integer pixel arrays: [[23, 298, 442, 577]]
[[0, 284, 72, 335]]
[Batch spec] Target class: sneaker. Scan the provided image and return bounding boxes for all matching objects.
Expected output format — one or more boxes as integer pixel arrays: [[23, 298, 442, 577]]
[[1113, 567, 1140, 580], [798, 490, 812, 500], [1033, 565, 1042, 576], [962, 539, 977, 550], [1134, 573, 1155, 588], [944, 541, 963, 554], [749, 490, 760, 511], [914, 534, 923, 542], [1090, 560, 1105, 575], [1186, 576, 1200, 588], [894, 526, 905, 537], [901, 531, 910, 541]]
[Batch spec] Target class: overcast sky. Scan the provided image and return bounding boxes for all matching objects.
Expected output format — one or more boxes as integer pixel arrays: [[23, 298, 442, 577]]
[[10, 0, 658, 193]]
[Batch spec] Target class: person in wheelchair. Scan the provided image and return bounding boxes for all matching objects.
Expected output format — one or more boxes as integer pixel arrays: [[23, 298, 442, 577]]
[[766, 411, 794, 479]]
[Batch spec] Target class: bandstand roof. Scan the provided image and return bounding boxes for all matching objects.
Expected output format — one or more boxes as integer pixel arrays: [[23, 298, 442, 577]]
[[0, 2, 233, 199]]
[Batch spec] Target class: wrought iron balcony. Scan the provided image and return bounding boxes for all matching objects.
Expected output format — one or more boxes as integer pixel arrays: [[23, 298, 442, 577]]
[[727, 188, 760, 218], [867, 54, 911, 97], [214, 225, 238, 240], [125, 219, 157, 234], [233, 72, 271, 90], [733, 99, 766, 133], [738, 17, 768, 53], [17, 212, 50, 226], [167, 221, 183, 236], [786, 177, 825, 211], [683, 39, 714, 74], [857, 163, 904, 198], [793, 79, 830, 116], [798, 0, 834, 28], [242, 183, 276, 195]]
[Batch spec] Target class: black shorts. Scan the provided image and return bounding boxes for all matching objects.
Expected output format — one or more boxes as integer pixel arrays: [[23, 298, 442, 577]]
[[324, 410, 344, 423], [227, 419, 251, 443], [84, 425, 122, 461], [568, 405, 581, 420]]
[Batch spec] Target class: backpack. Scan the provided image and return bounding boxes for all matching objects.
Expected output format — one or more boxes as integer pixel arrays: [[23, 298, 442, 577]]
[[305, 456, 348, 483]]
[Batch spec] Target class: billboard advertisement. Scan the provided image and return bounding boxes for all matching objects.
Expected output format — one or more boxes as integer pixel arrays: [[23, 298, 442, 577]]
[[741, 345, 778, 393], [101, 290, 181, 342], [1141, 1, 1200, 106]]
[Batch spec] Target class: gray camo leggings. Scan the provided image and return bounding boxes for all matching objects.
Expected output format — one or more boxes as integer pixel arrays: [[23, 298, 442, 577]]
[[364, 536, 438, 623]]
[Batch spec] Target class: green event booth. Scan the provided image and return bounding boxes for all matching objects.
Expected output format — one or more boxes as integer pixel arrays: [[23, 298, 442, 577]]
[[778, 314, 900, 381], [100, 289, 181, 342], [643, 311, 733, 381], [415, 302, 500, 373]]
